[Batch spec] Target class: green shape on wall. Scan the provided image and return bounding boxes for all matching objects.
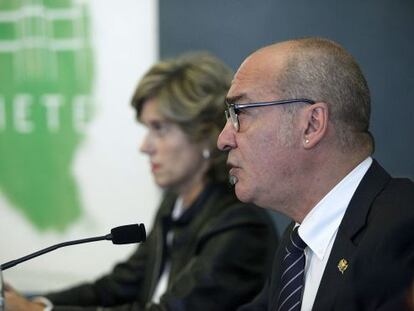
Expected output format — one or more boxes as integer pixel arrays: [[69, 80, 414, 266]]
[[0, 0, 94, 231]]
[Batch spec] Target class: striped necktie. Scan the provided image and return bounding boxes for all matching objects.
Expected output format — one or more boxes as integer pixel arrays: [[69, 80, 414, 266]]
[[276, 226, 307, 311]]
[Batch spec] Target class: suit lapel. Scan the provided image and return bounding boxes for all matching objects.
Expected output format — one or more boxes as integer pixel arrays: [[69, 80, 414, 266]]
[[312, 160, 391, 310]]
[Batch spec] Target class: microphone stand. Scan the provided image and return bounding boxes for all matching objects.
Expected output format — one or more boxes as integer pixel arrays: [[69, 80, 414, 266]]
[[1, 234, 111, 271], [0, 267, 4, 311]]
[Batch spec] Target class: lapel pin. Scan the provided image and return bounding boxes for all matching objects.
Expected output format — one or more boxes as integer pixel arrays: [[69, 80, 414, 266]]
[[337, 258, 348, 274]]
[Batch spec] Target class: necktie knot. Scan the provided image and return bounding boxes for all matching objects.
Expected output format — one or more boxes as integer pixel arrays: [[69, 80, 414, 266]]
[[286, 226, 306, 254]]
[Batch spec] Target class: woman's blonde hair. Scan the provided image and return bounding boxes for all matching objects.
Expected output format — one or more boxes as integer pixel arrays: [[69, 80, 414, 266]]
[[131, 52, 233, 183]]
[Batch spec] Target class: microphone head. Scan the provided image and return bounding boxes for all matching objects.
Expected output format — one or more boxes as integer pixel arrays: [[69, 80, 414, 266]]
[[110, 224, 146, 244], [229, 175, 238, 186]]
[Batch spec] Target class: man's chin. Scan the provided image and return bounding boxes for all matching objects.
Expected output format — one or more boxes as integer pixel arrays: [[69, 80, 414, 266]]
[[234, 184, 253, 203]]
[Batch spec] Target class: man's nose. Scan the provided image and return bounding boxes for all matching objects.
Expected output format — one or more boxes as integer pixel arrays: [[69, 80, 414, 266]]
[[217, 120, 237, 151]]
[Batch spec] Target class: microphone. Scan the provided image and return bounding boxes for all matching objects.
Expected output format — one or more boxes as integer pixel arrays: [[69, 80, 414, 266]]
[[229, 175, 238, 186], [110, 224, 146, 244], [0, 223, 146, 271]]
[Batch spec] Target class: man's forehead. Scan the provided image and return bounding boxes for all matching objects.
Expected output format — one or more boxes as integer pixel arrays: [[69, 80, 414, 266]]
[[227, 51, 285, 103], [226, 76, 254, 104]]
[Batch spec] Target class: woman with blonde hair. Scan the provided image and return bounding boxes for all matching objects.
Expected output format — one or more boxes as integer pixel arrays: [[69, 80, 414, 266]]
[[6, 53, 278, 311]]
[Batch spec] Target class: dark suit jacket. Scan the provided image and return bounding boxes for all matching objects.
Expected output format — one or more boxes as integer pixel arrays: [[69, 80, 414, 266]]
[[45, 183, 279, 311], [239, 160, 414, 311]]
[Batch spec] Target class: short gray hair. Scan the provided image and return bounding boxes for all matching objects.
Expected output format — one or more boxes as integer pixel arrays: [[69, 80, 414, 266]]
[[276, 37, 374, 154]]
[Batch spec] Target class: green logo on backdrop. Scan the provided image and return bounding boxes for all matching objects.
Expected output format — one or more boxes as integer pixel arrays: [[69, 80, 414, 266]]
[[0, 0, 94, 231]]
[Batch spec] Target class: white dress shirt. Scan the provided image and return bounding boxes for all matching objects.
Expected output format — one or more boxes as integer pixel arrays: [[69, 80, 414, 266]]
[[298, 157, 372, 311], [151, 197, 184, 303]]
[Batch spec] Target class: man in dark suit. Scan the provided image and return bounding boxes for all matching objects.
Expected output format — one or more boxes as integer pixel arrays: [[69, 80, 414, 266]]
[[217, 37, 414, 310]]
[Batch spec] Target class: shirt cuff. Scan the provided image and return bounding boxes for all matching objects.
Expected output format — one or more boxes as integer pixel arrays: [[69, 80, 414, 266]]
[[32, 296, 54, 311]]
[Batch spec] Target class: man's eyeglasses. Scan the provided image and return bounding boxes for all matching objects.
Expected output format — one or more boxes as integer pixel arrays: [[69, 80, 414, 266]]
[[224, 98, 315, 132]]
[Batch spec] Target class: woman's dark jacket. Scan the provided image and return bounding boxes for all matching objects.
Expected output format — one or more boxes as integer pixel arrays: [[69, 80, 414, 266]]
[[45, 184, 279, 310]]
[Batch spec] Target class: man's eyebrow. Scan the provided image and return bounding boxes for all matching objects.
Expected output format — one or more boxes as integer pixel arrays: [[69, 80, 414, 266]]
[[225, 94, 246, 105]]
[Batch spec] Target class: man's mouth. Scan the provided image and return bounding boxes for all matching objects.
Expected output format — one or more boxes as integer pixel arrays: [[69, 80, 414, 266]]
[[229, 166, 237, 175]]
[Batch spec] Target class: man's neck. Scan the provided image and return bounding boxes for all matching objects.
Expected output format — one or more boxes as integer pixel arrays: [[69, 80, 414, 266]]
[[290, 152, 370, 223]]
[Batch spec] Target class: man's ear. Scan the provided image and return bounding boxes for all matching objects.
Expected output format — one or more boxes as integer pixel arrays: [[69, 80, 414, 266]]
[[302, 102, 329, 149]]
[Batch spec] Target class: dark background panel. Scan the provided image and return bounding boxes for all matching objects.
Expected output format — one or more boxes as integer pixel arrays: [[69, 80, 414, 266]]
[[159, 0, 414, 233]]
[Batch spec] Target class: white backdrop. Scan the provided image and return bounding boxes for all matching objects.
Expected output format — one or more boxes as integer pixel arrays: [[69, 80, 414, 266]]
[[0, 0, 160, 292]]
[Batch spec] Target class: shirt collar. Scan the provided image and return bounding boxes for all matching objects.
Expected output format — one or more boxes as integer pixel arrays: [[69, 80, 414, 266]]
[[298, 157, 373, 260]]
